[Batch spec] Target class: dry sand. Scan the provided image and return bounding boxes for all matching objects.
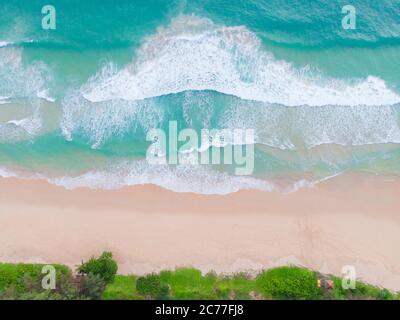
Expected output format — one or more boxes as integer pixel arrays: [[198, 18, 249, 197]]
[[0, 173, 400, 290]]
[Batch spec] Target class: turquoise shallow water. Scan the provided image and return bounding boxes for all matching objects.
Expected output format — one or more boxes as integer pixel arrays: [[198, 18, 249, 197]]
[[0, 0, 400, 193]]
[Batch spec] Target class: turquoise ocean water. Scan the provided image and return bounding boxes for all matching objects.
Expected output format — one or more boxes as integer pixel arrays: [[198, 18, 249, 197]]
[[0, 0, 399, 194]]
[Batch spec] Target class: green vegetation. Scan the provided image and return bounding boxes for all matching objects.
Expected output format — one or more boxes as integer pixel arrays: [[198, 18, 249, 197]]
[[80, 273, 106, 300], [0, 262, 76, 300], [1, 253, 399, 300], [130, 268, 257, 300], [136, 273, 169, 299], [256, 266, 322, 299], [0, 251, 117, 300], [0, 262, 73, 298], [0, 263, 71, 293], [102, 275, 143, 300], [331, 277, 396, 300], [127, 267, 399, 300], [77, 251, 118, 284], [159, 268, 216, 299]]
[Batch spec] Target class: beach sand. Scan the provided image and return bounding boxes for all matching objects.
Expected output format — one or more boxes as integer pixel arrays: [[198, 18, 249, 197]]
[[1, 173, 400, 290]]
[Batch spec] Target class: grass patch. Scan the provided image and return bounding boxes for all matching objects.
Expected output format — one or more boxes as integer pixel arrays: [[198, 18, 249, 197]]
[[102, 275, 142, 300], [215, 273, 257, 300], [159, 268, 218, 299], [106, 268, 257, 300]]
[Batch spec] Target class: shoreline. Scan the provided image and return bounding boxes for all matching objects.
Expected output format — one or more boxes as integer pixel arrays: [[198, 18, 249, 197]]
[[1, 173, 400, 290]]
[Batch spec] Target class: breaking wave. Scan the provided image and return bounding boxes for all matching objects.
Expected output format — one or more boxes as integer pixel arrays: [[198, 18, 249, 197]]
[[82, 15, 400, 107]]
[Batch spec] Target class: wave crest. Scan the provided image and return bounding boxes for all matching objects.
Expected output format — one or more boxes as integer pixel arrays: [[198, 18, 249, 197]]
[[82, 15, 400, 107]]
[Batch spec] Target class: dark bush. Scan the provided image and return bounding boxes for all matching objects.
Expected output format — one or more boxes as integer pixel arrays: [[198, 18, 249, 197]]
[[136, 274, 164, 299], [80, 273, 106, 300]]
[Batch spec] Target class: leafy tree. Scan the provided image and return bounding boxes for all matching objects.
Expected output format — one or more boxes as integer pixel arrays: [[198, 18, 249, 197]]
[[77, 252, 118, 284]]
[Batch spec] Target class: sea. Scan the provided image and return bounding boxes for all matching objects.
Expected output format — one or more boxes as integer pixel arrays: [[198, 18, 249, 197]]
[[0, 0, 399, 194]]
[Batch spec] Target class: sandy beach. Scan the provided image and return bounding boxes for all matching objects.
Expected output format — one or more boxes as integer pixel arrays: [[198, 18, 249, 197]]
[[1, 173, 400, 291]]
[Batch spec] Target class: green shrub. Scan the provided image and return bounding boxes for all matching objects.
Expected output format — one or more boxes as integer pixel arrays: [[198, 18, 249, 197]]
[[136, 274, 165, 299], [56, 276, 80, 300], [256, 266, 321, 300], [80, 273, 106, 300], [377, 288, 393, 300], [0, 263, 74, 300], [0, 263, 71, 293], [77, 252, 118, 284]]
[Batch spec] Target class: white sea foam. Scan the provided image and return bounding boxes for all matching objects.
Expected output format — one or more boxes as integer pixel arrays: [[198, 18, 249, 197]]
[[62, 85, 400, 150], [0, 100, 43, 141], [0, 41, 11, 48], [0, 160, 338, 195], [0, 96, 10, 104], [48, 160, 321, 194], [61, 90, 164, 148], [37, 89, 56, 102], [0, 47, 53, 101], [217, 98, 400, 149], [49, 161, 269, 194], [6, 117, 42, 136], [83, 15, 400, 107], [0, 167, 17, 178], [0, 47, 54, 141]]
